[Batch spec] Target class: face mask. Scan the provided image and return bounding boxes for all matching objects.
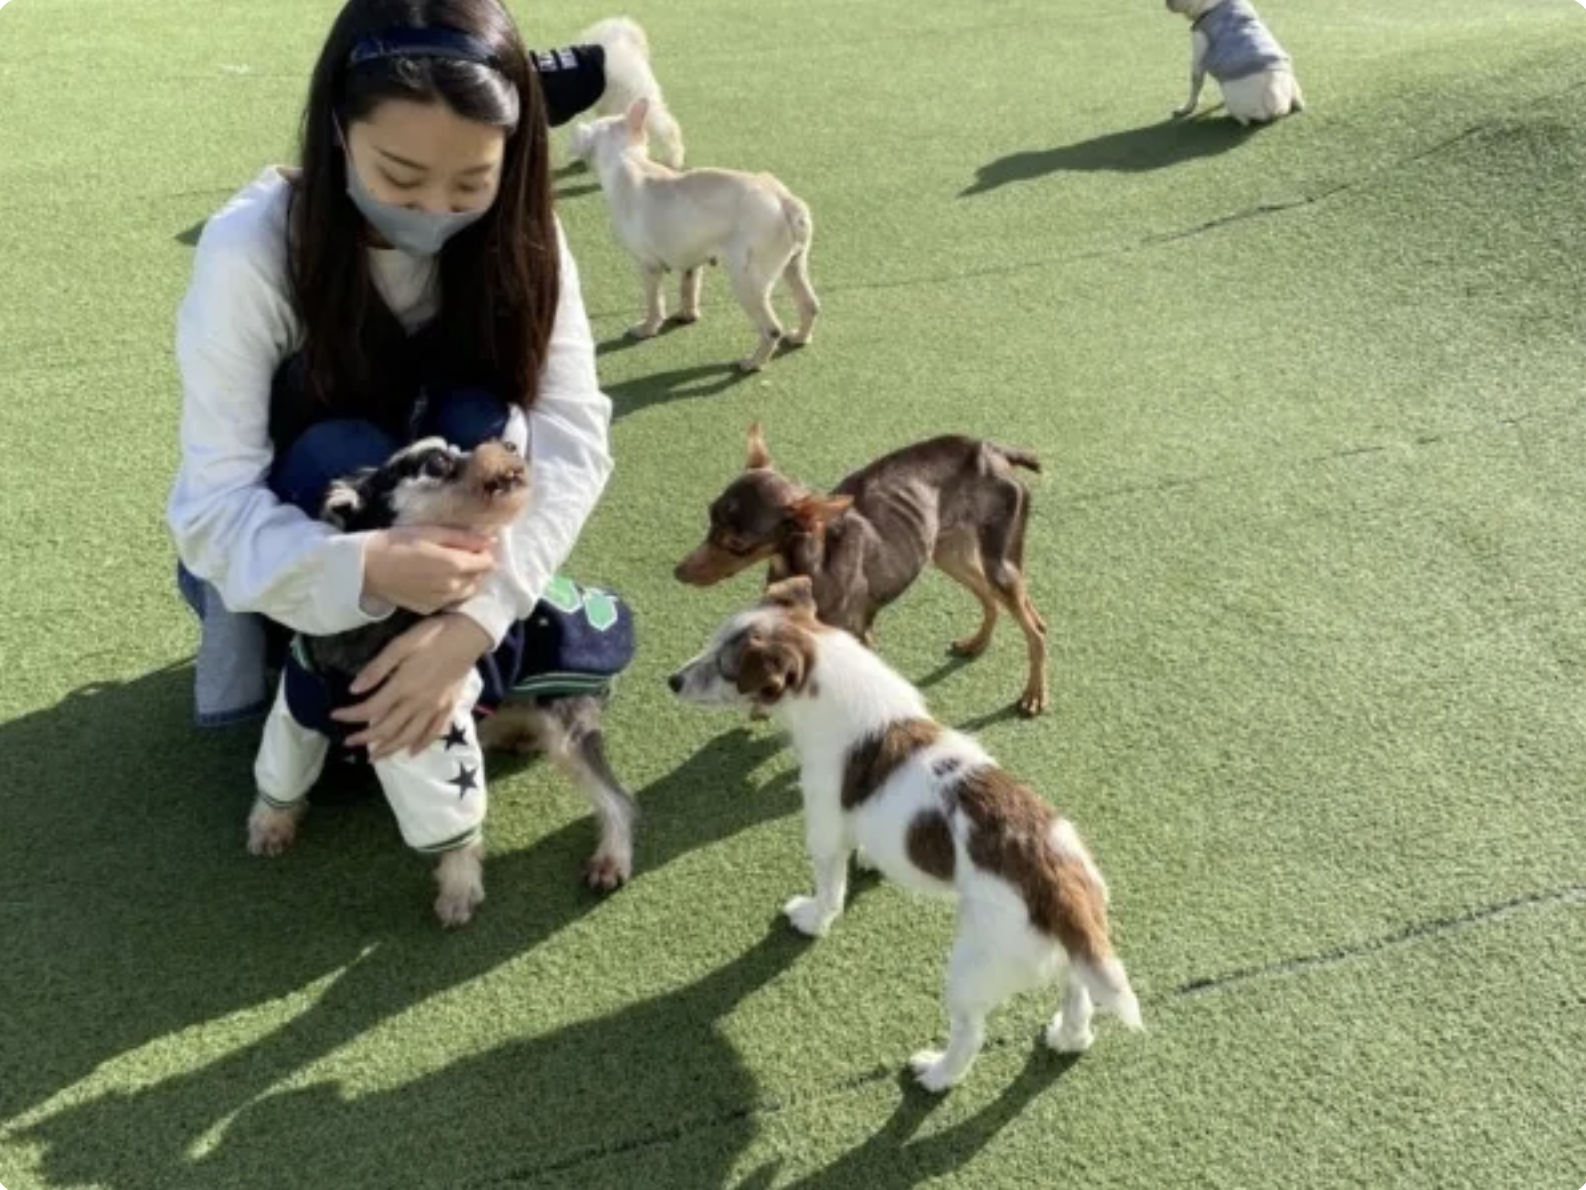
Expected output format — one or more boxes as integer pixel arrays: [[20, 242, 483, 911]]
[[339, 126, 491, 257]]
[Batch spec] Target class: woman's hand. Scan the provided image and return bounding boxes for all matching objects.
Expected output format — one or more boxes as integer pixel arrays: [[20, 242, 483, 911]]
[[331, 613, 495, 759], [362, 527, 496, 615]]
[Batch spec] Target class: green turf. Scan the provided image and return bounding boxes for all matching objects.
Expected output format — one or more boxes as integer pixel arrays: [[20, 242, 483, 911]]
[[4, 0, 1586, 1186]]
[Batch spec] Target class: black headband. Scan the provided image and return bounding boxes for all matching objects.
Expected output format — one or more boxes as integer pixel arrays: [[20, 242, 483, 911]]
[[348, 27, 499, 70]]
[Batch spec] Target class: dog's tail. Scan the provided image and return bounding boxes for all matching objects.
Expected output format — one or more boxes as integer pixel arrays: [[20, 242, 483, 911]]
[[1074, 953, 1144, 1031], [779, 192, 814, 253], [991, 444, 1042, 473]]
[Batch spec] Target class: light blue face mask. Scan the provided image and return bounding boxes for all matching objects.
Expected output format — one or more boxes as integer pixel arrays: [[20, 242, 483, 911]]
[[337, 120, 491, 258]]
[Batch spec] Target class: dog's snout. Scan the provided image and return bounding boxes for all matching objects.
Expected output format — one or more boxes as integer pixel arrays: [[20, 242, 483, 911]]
[[667, 672, 684, 694]]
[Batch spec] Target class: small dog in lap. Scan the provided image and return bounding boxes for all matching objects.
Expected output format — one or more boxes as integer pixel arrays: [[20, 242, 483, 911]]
[[1167, 0, 1304, 126], [247, 438, 638, 928], [669, 578, 1142, 1091]]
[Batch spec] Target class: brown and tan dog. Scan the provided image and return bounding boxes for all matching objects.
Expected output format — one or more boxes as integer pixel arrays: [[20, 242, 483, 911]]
[[675, 425, 1050, 716]]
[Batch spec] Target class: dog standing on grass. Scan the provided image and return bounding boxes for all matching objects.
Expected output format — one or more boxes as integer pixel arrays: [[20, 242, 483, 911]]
[[1166, 0, 1304, 126], [576, 98, 820, 373], [669, 578, 1142, 1091], [675, 425, 1050, 716], [565, 17, 685, 168]]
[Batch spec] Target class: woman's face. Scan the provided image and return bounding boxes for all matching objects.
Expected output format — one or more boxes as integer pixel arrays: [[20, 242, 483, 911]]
[[344, 98, 506, 217]]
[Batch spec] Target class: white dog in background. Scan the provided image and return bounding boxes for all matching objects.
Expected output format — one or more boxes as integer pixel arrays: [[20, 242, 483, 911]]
[[1166, 0, 1304, 126], [669, 579, 1143, 1091], [569, 17, 685, 169], [579, 98, 820, 373]]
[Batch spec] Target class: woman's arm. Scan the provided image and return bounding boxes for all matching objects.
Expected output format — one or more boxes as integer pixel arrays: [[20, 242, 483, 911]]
[[166, 195, 394, 636], [452, 221, 616, 646]]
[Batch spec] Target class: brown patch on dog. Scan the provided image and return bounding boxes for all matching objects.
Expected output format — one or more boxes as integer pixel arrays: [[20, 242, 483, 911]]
[[735, 621, 818, 706], [760, 575, 823, 622], [953, 766, 1111, 961], [841, 719, 942, 810], [788, 493, 853, 533], [906, 811, 956, 882]]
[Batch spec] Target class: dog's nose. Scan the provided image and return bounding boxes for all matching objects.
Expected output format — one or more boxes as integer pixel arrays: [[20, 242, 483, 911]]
[[667, 672, 684, 694]]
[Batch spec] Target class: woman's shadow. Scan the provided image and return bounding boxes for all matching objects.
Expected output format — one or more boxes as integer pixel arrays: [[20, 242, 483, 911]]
[[961, 115, 1255, 196], [4, 660, 803, 1189]]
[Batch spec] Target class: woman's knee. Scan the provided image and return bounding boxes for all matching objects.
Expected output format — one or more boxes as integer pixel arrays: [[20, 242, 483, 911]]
[[423, 388, 512, 450], [270, 419, 400, 514]]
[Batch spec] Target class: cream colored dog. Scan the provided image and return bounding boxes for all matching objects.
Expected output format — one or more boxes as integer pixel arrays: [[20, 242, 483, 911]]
[[578, 98, 820, 373], [1166, 0, 1304, 126]]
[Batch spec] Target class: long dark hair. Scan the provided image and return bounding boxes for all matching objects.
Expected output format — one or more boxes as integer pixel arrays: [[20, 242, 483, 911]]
[[289, 0, 558, 416]]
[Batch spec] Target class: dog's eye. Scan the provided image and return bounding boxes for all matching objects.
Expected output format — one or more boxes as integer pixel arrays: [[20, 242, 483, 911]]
[[422, 453, 453, 479]]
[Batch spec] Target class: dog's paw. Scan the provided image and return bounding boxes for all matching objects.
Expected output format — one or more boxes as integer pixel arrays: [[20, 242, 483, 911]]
[[908, 1050, 960, 1094], [668, 311, 700, 326], [853, 848, 880, 874], [626, 321, 663, 341], [1171, 105, 1195, 120], [585, 846, 633, 892], [434, 881, 485, 929], [949, 633, 991, 659], [736, 355, 766, 374], [1016, 685, 1049, 718], [1044, 1016, 1095, 1054], [247, 803, 301, 857], [783, 895, 834, 938]]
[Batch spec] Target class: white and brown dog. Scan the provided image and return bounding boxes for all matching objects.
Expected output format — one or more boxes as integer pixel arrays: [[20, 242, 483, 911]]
[[668, 578, 1142, 1091], [1167, 0, 1304, 126], [576, 97, 820, 373]]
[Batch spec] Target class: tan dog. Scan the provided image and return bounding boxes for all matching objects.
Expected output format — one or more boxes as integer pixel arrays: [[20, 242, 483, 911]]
[[577, 98, 820, 372]]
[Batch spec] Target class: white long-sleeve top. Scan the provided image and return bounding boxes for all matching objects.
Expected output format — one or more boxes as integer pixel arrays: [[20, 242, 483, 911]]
[[166, 166, 614, 648]]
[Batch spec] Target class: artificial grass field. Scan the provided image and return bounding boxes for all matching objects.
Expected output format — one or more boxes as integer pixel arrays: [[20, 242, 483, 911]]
[[4, 0, 1586, 1185]]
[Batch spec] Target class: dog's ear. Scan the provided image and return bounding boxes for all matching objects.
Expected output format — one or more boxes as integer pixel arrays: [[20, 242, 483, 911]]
[[745, 422, 772, 470], [789, 494, 853, 531], [320, 475, 370, 530], [736, 631, 811, 705], [625, 97, 650, 140], [761, 575, 817, 618]]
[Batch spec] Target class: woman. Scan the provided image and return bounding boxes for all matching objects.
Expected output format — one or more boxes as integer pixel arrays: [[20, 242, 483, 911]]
[[167, 0, 613, 766]]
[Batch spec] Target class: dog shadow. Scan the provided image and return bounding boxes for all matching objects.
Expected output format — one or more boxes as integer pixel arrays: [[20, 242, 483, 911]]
[[175, 219, 207, 246], [606, 359, 755, 419], [960, 114, 1254, 195], [4, 661, 802, 1189], [742, 1049, 1082, 1189]]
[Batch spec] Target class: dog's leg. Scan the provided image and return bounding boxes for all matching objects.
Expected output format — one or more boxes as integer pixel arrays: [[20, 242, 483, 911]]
[[910, 936, 1004, 1092], [627, 265, 667, 339], [523, 698, 637, 891], [978, 487, 1049, 716], [433, 841, 486, 928], [249, 682, 329, 856], [781, 249, 820, 347], [1045, 971, 1096, 1054], [1173, 34, 1208, 119], [673, 267, 703, 325], [933, 533, 1000, 658], [728, 257, 783, 372], [784, 800, 850, 937]]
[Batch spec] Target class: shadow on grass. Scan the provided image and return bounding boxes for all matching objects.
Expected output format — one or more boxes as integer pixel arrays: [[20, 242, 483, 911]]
[[961, 115, 1255, 195], [5, 661, 803, 1189], [745, 1049, 1082, 1189], [175, 219, 206, 246], [606, 360, 756, 419]]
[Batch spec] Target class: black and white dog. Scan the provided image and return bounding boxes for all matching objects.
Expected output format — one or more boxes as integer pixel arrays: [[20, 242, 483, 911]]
[[247, 437, 638, 928]]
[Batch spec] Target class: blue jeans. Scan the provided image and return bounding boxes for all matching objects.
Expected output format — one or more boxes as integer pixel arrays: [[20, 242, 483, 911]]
[[177, 387, 511, 723]]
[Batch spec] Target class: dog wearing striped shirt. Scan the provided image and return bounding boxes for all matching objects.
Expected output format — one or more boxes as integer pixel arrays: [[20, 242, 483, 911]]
[[667, 577, 1142, 1091]]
